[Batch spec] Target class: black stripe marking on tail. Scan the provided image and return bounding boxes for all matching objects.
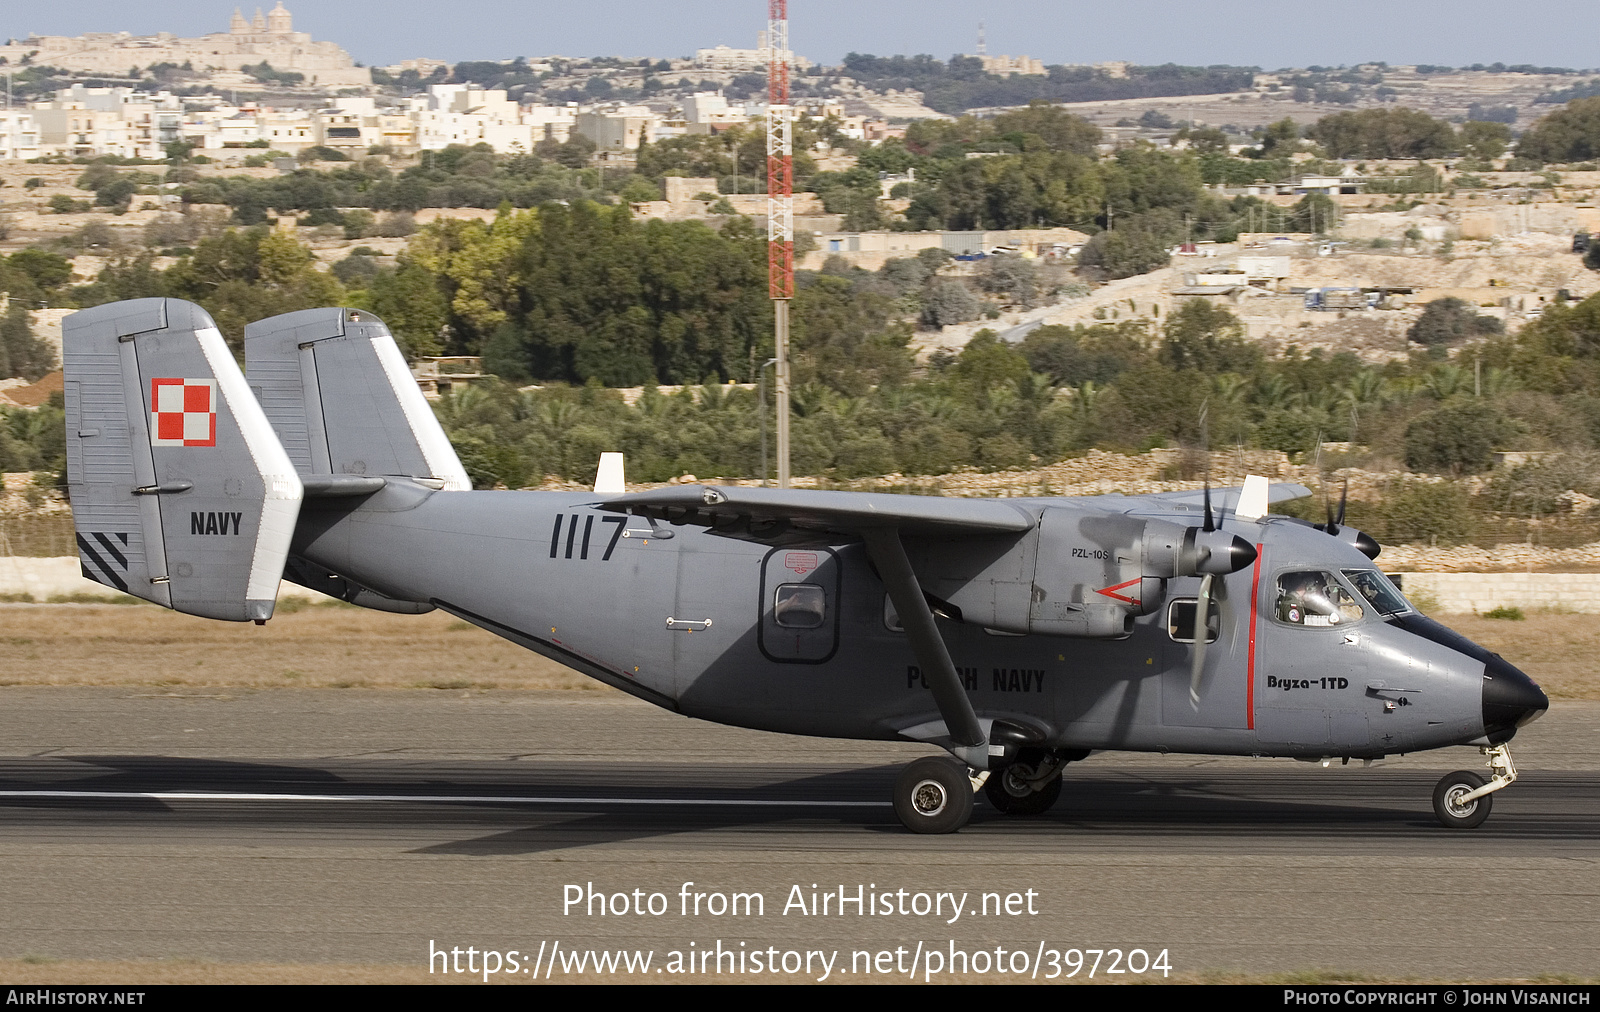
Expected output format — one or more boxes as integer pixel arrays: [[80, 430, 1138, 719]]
[[92, 532, 128, 569], [76, 533, 128, 592]]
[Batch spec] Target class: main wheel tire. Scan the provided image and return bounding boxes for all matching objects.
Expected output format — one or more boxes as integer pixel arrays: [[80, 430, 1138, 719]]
[[1433, 770, 1493, 829], [893, 757, 975, 834], [983, 762, 1063, 815]]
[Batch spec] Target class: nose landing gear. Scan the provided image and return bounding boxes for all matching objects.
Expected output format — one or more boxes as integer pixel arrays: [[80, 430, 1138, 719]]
[[1433, 744, 1517, 829]]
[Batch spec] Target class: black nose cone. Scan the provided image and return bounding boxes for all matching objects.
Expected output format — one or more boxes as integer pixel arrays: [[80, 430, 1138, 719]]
[[1482, 655, 1549, 743]]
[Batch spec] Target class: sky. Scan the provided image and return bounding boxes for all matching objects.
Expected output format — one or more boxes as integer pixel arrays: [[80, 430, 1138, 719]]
[[9, 0, 1600, 72]]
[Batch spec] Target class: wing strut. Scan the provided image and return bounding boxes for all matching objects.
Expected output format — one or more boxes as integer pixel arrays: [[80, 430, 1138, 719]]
[[862, 527, 990, 770]]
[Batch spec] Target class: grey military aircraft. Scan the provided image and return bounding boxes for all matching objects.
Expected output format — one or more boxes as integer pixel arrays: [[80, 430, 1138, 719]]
[[62, 299, 1549, 833]]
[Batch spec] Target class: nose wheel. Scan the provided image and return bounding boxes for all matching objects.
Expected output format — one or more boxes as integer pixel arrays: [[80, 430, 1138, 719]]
[[1433, 745, 1517, 829], [1432, 771, 1491, 829]]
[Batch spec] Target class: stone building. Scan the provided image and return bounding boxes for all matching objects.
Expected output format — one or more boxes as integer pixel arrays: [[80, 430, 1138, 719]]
[[0, 4, 369, 87]]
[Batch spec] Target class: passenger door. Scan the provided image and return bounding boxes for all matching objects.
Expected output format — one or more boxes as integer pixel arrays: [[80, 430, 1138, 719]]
[[758, 547, 840, 664]]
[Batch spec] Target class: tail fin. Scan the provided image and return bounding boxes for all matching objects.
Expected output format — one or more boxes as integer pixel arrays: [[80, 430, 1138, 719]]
[[243, 308, 470, 489], [63, 298, 303, 621]]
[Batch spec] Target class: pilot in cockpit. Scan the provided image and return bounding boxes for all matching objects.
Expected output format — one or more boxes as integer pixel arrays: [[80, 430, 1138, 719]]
[[1276, 570, 1362, 626]]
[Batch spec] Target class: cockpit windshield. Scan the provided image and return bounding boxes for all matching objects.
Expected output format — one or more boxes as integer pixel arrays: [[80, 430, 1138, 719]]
[[1275, 570, 1364, 626], [1342, 569, 1413, 616]]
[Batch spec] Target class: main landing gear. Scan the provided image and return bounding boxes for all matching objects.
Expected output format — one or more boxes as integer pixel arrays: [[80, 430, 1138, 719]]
[[983, 747, 1086, 816], [893, 749, 1086, 833], [1433, 744, 1517, 829], [893, 757, 978, 834]]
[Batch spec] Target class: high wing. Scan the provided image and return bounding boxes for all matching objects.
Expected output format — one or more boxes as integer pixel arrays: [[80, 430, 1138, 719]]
[[1100, 482, 1313, 511], [595, 483, 1311, 541], [595, 485, 1036, 543]]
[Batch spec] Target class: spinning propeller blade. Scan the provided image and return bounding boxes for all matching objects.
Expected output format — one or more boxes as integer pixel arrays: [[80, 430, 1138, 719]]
[[1323, 478, 1349, 536], [1189, 572, 1214, 711]]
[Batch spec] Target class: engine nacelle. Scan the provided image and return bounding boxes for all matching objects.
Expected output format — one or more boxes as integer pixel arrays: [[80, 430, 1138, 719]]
[[1027, 508, 1179, 638], [1318, 523, 1381, 560], [907, 505, 1256, 640]]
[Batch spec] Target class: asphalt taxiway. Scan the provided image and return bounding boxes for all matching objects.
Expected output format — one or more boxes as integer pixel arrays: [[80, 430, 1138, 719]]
[[0, 688, 1596, 980]]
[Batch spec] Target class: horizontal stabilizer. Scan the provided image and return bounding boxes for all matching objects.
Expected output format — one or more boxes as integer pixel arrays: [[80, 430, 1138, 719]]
[[64, 298, 303, 621], [281, 556, 433, 614], [301, 474, 387, 497]]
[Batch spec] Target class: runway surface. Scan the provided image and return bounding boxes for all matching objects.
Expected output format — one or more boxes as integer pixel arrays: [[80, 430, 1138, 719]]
[[0, 688, 1597, 980]]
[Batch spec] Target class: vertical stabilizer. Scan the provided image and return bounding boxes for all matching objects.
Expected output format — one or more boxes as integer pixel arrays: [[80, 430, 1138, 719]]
[[64, 299, 304, 620], [244, 308, 469, 489]]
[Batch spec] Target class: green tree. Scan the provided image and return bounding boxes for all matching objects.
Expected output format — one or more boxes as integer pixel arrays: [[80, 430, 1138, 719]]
[[1256, 118, 1301, 157], [1306, 107, 1456, 159], [364, 260, 450, 358], [974, 255, 1043, 307], [0, 305, 56, 381], [1518, 97, 1600, 163], [1404, 402, 1521, 474], [1460, 120, 1512, 160], [1159, 301, 1259, 374], [6, 250, 72, 292], [989, 101, 1102, 155], [1019, 321, 1150, 387], [1077, 209, 1182, 280], [920, 279, 981, 328], [1408, 297, 1504, 346], [952, 330, 1030, 395], [1367, 479, 1477, 544]]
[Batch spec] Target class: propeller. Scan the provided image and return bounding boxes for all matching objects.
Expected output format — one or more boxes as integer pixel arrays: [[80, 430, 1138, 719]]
[[1189, 572, 1214, 710], [1312, 478, 1378, 557], [1186, 406, 1254, 709], [1324, 479, 1348, 536], [1190, 480, 1218, 710]]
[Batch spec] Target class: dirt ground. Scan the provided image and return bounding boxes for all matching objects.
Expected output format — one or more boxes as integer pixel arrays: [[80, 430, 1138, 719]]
[[0, 602, 599, 691], [0, 603, 1592, 699], [1441, 612, 1600, 701]]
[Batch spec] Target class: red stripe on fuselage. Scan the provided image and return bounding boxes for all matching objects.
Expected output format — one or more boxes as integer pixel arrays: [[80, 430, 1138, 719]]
[[1247, 542, 1263, 730]]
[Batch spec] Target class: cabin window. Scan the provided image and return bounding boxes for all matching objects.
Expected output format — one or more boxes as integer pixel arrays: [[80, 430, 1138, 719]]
[[1275, 570, 1364, 626], [774, 584, 826, 629], [1167, 599, 1220, 643]]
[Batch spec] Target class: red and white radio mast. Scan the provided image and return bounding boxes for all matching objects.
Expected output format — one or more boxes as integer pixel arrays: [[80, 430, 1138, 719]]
[[766, 0, 793, 487]]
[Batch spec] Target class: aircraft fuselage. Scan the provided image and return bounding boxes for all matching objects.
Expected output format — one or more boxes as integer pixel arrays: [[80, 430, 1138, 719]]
[[293, 484, 1545, 762]]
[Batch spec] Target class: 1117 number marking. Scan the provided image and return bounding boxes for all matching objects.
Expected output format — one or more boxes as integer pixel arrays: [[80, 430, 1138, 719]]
[[549, 513, 627, 561]]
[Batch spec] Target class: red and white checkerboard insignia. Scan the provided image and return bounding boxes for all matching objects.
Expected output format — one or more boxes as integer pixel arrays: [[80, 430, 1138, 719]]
[[150, 378, 217, 447]]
